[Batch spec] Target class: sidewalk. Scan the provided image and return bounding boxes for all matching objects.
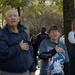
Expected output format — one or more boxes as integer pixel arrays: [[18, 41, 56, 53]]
[[35, 68, 40, 75], [35, 58, 40, 75]]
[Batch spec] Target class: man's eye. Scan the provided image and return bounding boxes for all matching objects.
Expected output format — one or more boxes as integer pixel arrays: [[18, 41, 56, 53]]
[[14, 14, 18, 17]]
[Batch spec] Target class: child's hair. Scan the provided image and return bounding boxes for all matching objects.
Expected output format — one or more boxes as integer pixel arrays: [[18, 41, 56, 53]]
[[48, 25, 60, 34]]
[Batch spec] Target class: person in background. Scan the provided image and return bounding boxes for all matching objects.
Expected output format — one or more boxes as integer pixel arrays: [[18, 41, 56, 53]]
[[68, 19, 75, 75], [37, 26, 48, 47], [31, 35, 38, 66], [39, 25, 70, 75], [37, 27, 48, 69], [0, 8, 36, 75]]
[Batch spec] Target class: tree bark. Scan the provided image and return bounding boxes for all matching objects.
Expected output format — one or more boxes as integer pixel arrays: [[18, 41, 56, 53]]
[[63, 0, 74, 47], [63, 0, 74, 75]]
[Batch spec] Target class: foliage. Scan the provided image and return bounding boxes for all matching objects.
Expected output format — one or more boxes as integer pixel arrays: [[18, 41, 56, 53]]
[[49, 0, 63, 12], [21, 5, 63, 36], [22, 1, 46, 18], [0, 0, 63, 18], [0, 0, 30, 18]]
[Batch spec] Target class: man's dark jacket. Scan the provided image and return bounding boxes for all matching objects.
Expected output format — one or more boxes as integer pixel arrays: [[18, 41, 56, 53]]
[[0, 25, 36, 73]]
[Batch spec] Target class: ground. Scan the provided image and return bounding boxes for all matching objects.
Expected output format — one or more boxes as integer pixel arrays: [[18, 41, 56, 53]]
[[35, 68, 40, 75]]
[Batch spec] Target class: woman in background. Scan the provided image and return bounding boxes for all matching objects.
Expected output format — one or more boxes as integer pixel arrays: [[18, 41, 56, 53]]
[[31, 35, 38, 66]]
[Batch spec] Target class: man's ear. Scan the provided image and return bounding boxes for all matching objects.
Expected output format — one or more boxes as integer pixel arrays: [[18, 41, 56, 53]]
[[5, 17, 7, 21], [5, 17, 7, 23]]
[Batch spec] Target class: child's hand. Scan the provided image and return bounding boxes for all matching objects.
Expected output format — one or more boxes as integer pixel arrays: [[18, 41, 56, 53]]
[[55, 45, 64, 52]]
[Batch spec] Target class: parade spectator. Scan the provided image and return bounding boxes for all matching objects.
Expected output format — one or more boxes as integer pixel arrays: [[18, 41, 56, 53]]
[[31, 35, 38, 66], [0, 8, 36, 75], [37, 27, 48, 47], [39, 25, 70, 75]]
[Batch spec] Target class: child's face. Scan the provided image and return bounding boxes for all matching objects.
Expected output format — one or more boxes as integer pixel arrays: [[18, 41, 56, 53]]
[[48, 30, 60, 41]]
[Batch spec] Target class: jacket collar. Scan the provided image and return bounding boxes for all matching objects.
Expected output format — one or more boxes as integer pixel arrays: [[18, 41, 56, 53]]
[[5, 24, 27, 33]]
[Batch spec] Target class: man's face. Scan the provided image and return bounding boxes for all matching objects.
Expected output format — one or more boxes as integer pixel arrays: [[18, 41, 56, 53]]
[[41, 27, 46, 33], [5, 9, 20, 27]]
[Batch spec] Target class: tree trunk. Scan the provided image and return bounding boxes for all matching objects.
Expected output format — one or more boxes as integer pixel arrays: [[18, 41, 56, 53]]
[[63, 0, 74, 75], [63, 0, 74, 47]]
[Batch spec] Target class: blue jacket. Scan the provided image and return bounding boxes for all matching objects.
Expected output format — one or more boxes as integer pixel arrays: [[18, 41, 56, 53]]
[[0, 25, 36, 73]]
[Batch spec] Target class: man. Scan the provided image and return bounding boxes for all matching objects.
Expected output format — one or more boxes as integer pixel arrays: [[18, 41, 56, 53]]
[[37, 27, 48, 46], [0, 8, 36, 75]]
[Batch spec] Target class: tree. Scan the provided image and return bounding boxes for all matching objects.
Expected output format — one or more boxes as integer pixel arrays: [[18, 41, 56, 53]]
[[63, 0, 74, 75], [63, 0, 74, 47]]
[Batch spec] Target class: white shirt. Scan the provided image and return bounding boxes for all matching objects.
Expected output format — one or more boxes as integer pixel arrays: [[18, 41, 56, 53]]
[[68, 31, 75, 44]]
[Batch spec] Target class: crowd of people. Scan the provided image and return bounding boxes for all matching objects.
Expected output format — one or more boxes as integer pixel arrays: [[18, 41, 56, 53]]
[[0, 8, 75, 75]]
